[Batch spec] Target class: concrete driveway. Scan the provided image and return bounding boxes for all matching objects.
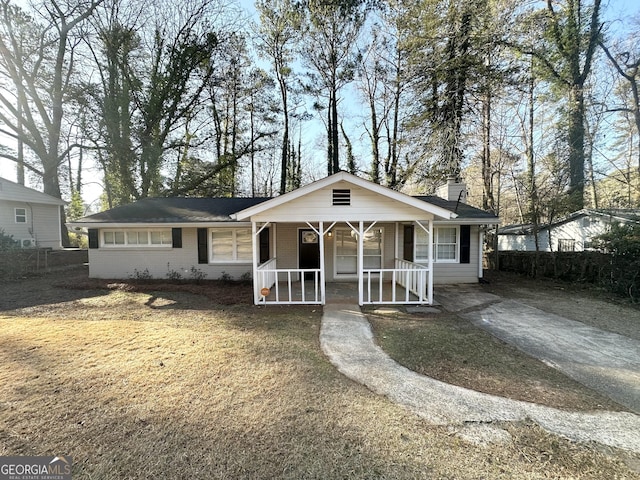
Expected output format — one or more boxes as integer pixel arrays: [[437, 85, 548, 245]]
[[436, 286, 640, 414]]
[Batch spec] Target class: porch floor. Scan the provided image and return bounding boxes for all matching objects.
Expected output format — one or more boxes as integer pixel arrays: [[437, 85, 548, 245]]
[[261, 281, 423, 305]]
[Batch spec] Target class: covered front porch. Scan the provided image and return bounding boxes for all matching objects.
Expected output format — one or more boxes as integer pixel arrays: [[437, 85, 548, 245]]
[[234, 172, 458, 306], [252, 220, 434, 306]]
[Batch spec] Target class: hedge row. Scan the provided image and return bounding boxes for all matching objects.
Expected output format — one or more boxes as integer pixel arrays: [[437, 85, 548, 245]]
[[495, 251, 640, 301]]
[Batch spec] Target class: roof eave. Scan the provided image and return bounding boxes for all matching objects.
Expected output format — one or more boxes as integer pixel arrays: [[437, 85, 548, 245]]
[[68, 220, 252, 228], [234, 171, 458, 221], [434, 218, 500, 225]]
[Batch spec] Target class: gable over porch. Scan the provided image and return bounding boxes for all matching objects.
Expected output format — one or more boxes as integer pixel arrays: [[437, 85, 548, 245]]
[[235, 172, 457, 306]]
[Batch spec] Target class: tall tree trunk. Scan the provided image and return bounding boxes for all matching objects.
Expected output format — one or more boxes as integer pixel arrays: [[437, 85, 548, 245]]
[[481, 91, 495, 212], [278, 66, 289, 194], [331, 86, 340, 174], [279, 108, 289, 194], [567, 85, 586, 211], [327, 91, 333, 175], [527, 68, 540, 275]]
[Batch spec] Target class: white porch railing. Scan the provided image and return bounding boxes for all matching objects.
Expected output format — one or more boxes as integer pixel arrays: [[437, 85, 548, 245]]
[[362, 259, 430, 304], [256, 259, 322, 304]]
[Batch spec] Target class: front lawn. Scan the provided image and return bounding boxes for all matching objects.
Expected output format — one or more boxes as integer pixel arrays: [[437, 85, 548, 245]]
[[369, 311, 624, 411], [0, 273, 637, 479]]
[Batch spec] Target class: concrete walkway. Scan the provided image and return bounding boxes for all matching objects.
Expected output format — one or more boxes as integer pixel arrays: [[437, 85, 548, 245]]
[[320, 303, 640, 454]]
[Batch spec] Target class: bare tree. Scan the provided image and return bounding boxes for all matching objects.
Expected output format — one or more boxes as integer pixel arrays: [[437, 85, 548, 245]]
[[0, 0, 104, 245]]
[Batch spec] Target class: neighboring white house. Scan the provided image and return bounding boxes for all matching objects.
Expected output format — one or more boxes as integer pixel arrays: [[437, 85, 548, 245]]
[[497, 209, 640, 252], [0, 177, 66, 249], [71, 172, 499, 306]]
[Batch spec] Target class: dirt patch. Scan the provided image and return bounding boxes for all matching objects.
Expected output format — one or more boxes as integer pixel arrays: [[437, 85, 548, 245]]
[[0, 267, 254, 311]]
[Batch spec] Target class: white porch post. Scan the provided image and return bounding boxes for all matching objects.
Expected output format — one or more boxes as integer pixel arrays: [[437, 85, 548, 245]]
[[395, 222, 399, 259], [319, 221, 326, 304], [358, 221, 364, 306], [428, 219, 434, 305], [479, 228, 485, 279], [252, 221, 259, 304]]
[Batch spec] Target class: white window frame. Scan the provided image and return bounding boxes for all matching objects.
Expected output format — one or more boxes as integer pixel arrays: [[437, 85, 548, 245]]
[[415, 226, 460, 263], [101, 229, 172, 248], [15, 207, 27, 223], [333, 227, 384, 277], [209, 227, 252, 263]]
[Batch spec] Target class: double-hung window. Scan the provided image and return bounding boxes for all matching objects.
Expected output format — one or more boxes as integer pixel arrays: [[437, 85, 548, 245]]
[[210, 228, 252, 262], [415, 226, 459, 263], [15, 208, 27, 223], [435, 227, 458, 261]]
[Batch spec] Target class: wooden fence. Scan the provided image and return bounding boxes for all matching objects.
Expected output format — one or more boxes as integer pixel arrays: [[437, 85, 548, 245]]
[[0, 249, 88, 279]]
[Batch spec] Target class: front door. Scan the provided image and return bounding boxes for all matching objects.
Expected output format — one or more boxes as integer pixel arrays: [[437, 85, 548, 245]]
[[299, 229, 320, 280]]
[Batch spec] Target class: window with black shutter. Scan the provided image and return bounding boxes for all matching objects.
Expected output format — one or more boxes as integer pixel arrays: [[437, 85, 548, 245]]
[[403, 225, 414, 262], [197, 228, 208, 264], [171, 228, 182, 248], [460, 225, 471, 264], [88, 229, 99, 249], [259, 228, 270, 264]]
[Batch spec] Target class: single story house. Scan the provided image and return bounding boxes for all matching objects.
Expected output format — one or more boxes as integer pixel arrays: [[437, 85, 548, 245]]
[[497, 208, 640, 252], [71, 172, 499, 305], [0, 176, 66, 249]]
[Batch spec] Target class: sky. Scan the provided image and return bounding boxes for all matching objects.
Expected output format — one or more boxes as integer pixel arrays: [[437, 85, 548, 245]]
[[0, 0, 638, 207]]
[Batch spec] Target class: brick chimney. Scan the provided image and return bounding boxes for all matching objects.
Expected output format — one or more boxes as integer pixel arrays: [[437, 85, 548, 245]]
[[436, 175, 467, 203]]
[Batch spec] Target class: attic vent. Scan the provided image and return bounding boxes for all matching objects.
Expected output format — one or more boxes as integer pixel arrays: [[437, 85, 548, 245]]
[[332, 189, 351, 206]]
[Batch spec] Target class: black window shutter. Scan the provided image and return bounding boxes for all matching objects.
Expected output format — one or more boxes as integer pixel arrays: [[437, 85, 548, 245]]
[[88, 229, 99, 249], [197, 228, 208, 264], [172, 228, 182, 248], [403, 225, 414, 262], [460, 225, 471, 264], [259, 228, 270, 264]]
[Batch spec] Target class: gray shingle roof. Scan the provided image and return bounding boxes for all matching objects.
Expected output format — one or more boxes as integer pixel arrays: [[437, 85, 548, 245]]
[[77, 197, 271, 223], [498, 208, 640, 235], [76, 195, 498, 224], [413, 196, 499, 220]]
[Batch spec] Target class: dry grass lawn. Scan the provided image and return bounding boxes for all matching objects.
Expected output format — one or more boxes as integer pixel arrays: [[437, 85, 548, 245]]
[[0, 270, 638, 479], [369, 312, 624, 411]]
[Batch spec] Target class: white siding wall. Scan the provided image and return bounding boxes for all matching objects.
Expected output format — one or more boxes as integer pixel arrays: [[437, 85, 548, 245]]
[[548, 217, 609, 251], [0, 200, 62, 249], [252, 181, 435, 222], [498, 233, 550, 251], [499, 216, 613, 252], [88, 222, 483, 284], [398, 224, 482, 284], [88, 227, 253, 280]]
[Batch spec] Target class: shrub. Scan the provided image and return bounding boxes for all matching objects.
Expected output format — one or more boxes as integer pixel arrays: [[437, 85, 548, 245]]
[[594, 222, 640, 301], [0, 229, 18, 251], [189, 266, 207, 284], [129, 268, 153, 281], [166, 263, 184, 282]]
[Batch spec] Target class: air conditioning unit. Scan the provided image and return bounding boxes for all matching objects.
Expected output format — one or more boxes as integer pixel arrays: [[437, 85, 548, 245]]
[[20, 238, 35, 248]]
